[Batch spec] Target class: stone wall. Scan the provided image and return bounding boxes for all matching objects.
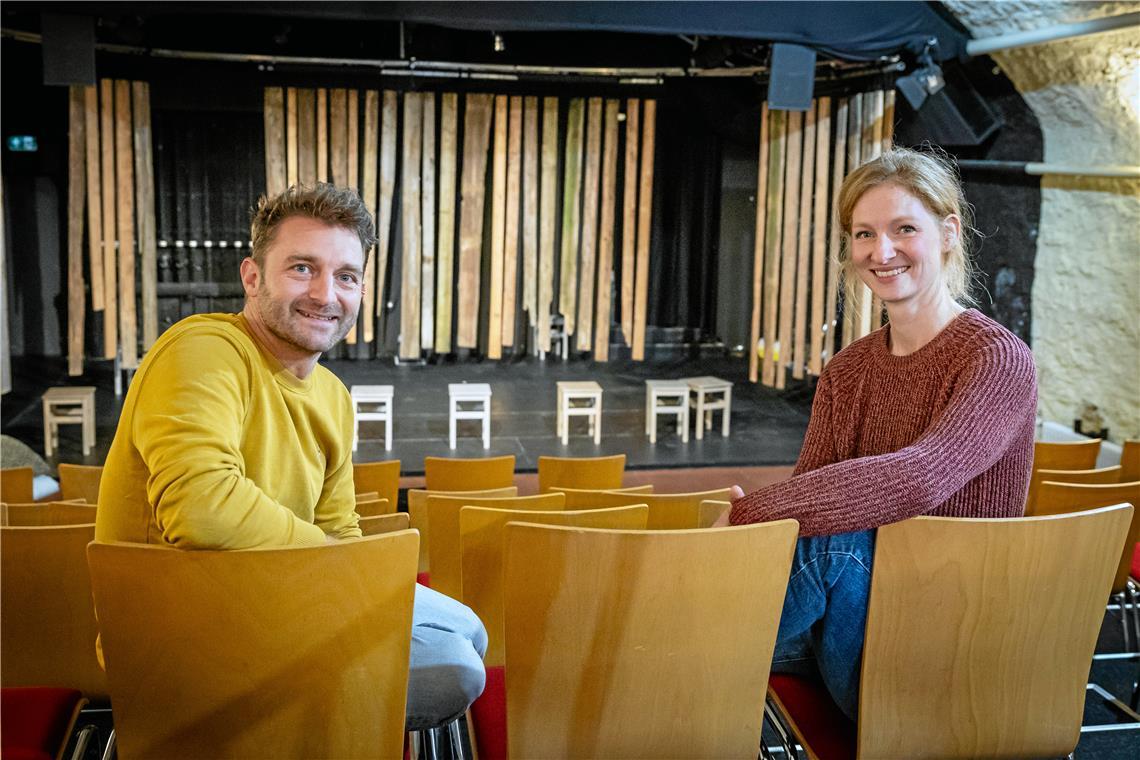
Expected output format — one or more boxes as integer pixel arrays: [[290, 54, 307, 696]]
[[945, 1, 1140, 441]]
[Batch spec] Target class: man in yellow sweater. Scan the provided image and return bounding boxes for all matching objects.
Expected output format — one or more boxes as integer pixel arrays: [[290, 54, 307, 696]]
[[97, 183, 487, 730]]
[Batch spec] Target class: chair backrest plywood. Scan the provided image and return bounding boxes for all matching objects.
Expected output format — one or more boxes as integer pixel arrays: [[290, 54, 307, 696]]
[[407, 486, 518, 573], [537, 454, 625, 493]]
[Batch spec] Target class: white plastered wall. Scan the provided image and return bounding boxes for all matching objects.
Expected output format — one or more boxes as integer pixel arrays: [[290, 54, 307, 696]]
[[945, 1, 1140, 441]]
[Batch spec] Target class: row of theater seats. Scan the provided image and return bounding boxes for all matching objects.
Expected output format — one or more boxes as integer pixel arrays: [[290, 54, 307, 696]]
[[2, 447, 1138, 759]]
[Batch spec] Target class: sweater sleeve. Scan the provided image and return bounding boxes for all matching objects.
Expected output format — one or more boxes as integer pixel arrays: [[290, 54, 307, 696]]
[[314, 389, 363, 539], [791, 372, 838, 476], [730, 340, 1037, 535], [133, 331, 327, 549]]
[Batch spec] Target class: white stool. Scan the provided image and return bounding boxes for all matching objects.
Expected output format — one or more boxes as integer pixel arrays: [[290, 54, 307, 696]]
[[42, 386, 96, 457], [556, 381, 603, 445], [645, 379, 690, 444], [684, 376, 733, 440], [350, 385, 394, 451], [449, 383, 492, 449]]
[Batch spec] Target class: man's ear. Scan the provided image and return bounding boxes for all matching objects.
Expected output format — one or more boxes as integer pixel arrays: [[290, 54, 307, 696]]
[[239, 257, 260, 298]]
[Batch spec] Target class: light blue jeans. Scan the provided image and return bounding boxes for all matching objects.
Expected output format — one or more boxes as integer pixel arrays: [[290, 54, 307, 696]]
[[770, 529, 876, 721], [407, 584, 488, 730]]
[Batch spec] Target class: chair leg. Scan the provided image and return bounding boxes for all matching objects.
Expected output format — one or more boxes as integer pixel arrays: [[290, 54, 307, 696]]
[[69, 725, 96, 760], [447, 718, 467, 760], [100, 729, 116, 760], [762, 700, 801, 759]]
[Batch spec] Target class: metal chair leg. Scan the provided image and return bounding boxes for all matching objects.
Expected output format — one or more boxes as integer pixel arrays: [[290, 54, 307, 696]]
[[762, 699, 801, 760], [424, 727, 442, 760], [447, 718, 467, 760], [99, 729, 116, 760]]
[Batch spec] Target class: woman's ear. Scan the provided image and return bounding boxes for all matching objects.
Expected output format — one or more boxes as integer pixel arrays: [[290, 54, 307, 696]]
[[942, 214, 962, 253]]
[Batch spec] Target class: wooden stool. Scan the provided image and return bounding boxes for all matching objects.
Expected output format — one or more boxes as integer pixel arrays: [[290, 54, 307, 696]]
[[42, 386, 96, 457], [684, 376, 733, 440], [556, 381, 603, 445], [645, 380, 690, 444], [449, 383, 492, 450], [351, 385, 394, 451]]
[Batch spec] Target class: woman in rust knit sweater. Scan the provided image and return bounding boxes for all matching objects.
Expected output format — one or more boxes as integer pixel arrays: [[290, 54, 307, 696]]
[[723, 148, 1037, 719]]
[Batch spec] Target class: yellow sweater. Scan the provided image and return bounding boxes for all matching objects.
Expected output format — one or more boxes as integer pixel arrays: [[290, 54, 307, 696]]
[[96, 313, 361, 548]]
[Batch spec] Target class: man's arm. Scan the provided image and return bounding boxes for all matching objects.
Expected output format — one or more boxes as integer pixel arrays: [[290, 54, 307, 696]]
[[314, 391, 363, 540]]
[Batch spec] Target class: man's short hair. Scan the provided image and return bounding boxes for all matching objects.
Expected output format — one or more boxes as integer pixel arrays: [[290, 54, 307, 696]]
[[249, 183, 377, 268]]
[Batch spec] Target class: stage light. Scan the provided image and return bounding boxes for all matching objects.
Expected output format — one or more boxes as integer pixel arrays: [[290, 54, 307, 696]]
[[493, 32, 505, 53], [895, 40, 945, 111]]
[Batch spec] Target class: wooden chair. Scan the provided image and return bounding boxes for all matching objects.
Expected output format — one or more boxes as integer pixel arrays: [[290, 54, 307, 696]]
[[425, 493, 564, 599], [460, 504, 649, 666], [58, 463, 103, 504], [407, 486, 518, 573], [550, 484, 653, 509], [2, 502, 99, 527], [87, 531, 418, 759], [1121, 439, 1140, 482], [1025, 464, 1124, 514], [358, 512, 410, 536], [1, 466, 35, 503], [1026, 439, 1102, 511], [353, 497, 392, 519], [469, 518, 798, 758], [766, 505, 1133, 759], [571, 487, 736, 529], [423, 455, 516, 492], [355, 491, 380, 502], [2, 524, 107, 760], [536, 453, 625, 493], [699, 499, 730, 528], [352, 459, 400, 514]]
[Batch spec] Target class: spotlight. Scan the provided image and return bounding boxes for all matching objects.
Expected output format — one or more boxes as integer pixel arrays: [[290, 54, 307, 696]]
[[895, 41, 945, 111], [493, 32, 505, 53]]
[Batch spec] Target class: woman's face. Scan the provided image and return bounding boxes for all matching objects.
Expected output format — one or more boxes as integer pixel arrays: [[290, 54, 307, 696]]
[[849, 183, 959, 307]]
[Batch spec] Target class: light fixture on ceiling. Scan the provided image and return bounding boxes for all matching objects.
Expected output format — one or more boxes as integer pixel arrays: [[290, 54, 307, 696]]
[[895, 38, 945, 110], [493, 32, 505, 53]]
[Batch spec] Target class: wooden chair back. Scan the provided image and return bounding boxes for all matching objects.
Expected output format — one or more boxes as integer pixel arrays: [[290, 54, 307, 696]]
[[460, 505, 649, 666], [1034, 480, 1140, 591], [1121, 439, 1140, 482], [572, 487, 736, 529], [58, 463, 103, 503], [1, 466, 35, 503], [355, 491, 380, 502], [1026, 439, 1102, 509], [358, 512, 410, 536], [353, 497, 392, 518], [426, 492, 564, 599], [552, 483, 653, 508], [537, 454, 625, 493], [1, 524, 108, 699], [407, 486, 517, 573], [423, 455, 515, 492], [503, 519, 799, 757], [88, 531, 418, 759], [698, 499, 730, 528], [858, 506, 1132, 759], [2, 502, 99, 527], [352, 459, 400, 513]]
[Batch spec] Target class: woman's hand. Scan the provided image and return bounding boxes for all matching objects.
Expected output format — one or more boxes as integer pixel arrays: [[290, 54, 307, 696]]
[[711, 485, 746, 527]]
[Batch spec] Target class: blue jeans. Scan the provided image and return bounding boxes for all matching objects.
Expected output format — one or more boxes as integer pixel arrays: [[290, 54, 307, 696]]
[[771, 529, 875, 721], [407, 584, 488, 730]]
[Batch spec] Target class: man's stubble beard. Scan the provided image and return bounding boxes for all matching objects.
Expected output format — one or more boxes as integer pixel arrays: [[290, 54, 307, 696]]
[[254, 283, 358, 355]]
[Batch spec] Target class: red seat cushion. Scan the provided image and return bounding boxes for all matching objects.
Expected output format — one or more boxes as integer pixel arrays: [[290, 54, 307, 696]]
[[768, 674, 856, 760], [469, 665, 507, 760], [1, 686, 85, 760], [1131, 543, 1139, 580], [417, 572, 431, 587]]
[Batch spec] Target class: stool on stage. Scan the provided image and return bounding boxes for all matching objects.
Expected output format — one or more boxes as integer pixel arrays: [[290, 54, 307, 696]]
[[556, 381, 603, 445], [683, 376, 733, 440], [42, 386, 96, 457], [645, 379, 690, 444], [351, 385, 394, 451], [449, 383, 492, 450]]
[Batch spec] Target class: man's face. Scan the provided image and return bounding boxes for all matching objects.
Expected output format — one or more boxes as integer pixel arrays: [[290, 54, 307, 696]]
[[240, 216, 365, 365]]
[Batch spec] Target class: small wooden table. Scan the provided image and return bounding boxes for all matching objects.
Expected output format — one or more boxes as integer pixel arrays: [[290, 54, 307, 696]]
[[350, 385, 394, 451], [683, 376, 733, 440], [42, 386, 96, 457], [645, 379, 690, 444], [556, 381, 603, 445], [449, 383, 492, 449]]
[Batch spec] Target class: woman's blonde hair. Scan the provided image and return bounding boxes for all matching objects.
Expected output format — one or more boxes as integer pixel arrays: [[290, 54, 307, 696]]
[[835, 147, 977, 306]]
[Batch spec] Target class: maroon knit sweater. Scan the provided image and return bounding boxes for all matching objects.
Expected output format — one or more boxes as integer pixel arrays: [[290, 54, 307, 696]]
[[730, 309, 1037, 536]]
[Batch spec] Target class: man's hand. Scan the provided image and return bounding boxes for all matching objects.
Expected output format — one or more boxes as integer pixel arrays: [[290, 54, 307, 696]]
[[711, 485, 746, 528], [325, 532, 341, 544]]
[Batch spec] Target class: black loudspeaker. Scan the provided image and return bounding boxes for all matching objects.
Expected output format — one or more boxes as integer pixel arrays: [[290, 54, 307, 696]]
[[767, 43, 816, 112], [42, 14, 96, 86], [895, 63, 1002, 147]]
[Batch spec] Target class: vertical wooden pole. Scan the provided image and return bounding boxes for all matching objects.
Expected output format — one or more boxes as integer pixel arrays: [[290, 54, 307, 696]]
[[67, 87, 86, 376], [263, 87, 286, 197], [537, 97, 558, 352], [132, 81, 158, 351], [344, 89, 360, 345], [83, 85, 104, 312], [576, 97, 603, 352], [286, 87, 298, 188], [594, 99, 620, 361], [487, 95, 509, 360], [559, 98, 585, 339], [808, 97, 831, 376], [114, 80, 137, 369], [501, 95, 523, 349], [329, 89, 347, 188], [456, 94, 494, 349], [748, 104, 770, 384], [775, 109, 802, 389], [316, 89, 329, 182], [824, 98, 848, 367], [376, 91, 398, 318], [882, 90, 896, 147], [792, 103, 816, 381], [435, 93, 458, 352], [842, 93, 863, 349], [361, 90, 380, 344], [521, 96, 539, 332], [421, 93, 437, 352], [761, 110, 786, 387], [297, 89, 316, 185], [100, 78, 117, 359], [631, 99, 656, 361], [399, 92, 423, 359], [868, 89, 887, 329], [620, 98, 640, 347]]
